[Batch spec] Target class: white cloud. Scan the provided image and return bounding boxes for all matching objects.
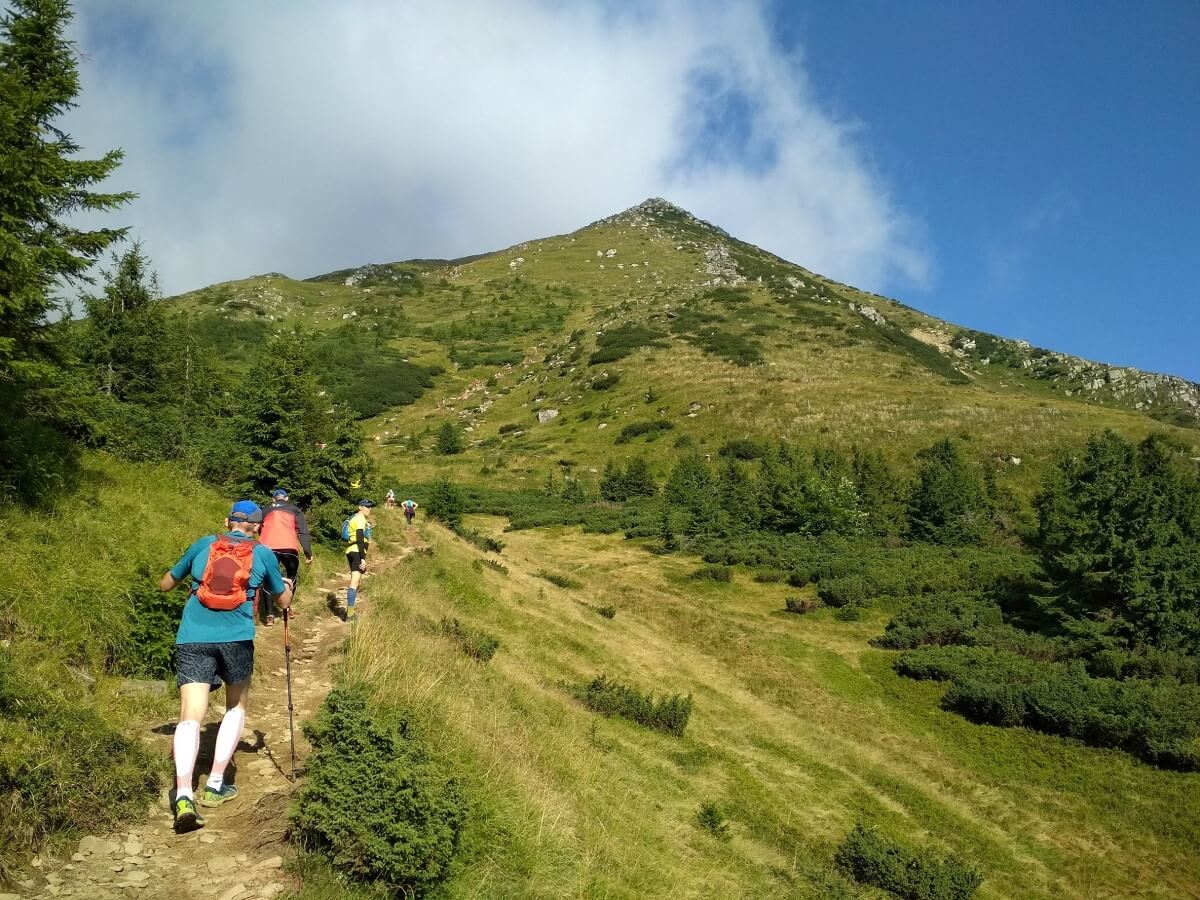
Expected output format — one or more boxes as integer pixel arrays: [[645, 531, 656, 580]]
[[64, 0, 931, 296]]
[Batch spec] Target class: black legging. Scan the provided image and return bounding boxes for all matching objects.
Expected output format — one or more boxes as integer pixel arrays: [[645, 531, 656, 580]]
[[266, 549, 300, 619]]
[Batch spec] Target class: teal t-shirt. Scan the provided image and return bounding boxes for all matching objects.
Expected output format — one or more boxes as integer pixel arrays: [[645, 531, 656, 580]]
[[170, 532, 285, 645]]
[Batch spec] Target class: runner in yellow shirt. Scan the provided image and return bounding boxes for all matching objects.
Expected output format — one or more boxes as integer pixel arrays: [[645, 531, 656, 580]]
[[344, 499, 374, 620]]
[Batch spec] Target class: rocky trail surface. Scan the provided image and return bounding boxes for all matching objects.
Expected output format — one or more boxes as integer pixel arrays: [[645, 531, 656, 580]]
[[9, 528, 421, 900]]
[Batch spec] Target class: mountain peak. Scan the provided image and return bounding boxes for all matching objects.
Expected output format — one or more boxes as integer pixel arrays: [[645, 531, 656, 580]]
[[586, 197, 731, 240]]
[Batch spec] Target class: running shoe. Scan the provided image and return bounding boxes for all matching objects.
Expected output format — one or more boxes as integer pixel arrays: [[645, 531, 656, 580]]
[[173, 796, 205, 833], [199, 783, 240, 808]]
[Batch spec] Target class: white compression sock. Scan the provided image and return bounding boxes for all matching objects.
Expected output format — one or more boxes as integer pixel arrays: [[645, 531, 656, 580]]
[[173, 719, 201, 801], [207, 707, 246, 791]]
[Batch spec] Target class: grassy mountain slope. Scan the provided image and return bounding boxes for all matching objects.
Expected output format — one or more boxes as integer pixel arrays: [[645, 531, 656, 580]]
[[306, 515, 1199, 899], [170, 198, 1198, 501], [159, 201, 1200, 898]]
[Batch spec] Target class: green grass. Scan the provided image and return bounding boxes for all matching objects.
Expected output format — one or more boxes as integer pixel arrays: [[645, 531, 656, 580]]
[[305, 520, 1200, 899]]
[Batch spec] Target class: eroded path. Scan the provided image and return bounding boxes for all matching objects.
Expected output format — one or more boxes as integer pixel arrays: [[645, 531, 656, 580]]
[[18, 533, 420, 900]]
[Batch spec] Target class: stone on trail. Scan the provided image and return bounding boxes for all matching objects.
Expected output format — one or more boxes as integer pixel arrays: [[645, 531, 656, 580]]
[[78, 835, 118, 857], [216, 885, 250, 900], [0, 892, 23, 900], [208, 857, 237, 875], [255, 856, 283, 870]]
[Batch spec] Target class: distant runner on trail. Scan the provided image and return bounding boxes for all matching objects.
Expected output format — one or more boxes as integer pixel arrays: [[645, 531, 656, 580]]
[[401, 497, 418, 526], [259, 487, 314, 626], [159, 500, 293, 834], [344, 499, 375, 621], [385, 489, 396, 509]]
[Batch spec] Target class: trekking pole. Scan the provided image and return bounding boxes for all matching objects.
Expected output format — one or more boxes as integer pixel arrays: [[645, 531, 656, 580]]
[[282, 607, 297, 780]]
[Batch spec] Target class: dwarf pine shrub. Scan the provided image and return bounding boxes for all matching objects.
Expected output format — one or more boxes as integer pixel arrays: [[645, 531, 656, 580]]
[[690, 564, 733, 583], [115, 567, 186, 678], [536, 570, 583, 589], [291, 685, 467, 897], [835, 823, 983, 900], [437, 618, 500, 662], [596, 604, 617, 619], [875, 594, 1003, 650], [578, 675, 693, 736], [695, 801, 731, 841], [785, 597, 821, 615]]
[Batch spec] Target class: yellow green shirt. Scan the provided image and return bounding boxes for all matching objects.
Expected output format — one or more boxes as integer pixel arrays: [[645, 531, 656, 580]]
[[346, 511, 370, 553]]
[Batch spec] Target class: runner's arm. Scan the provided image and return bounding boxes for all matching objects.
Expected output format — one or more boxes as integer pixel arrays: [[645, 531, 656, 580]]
[[355, 527, 368, 558], [258, 548, 294, 609], [160, 537, 206, 591], [295, 509, 314, 560]]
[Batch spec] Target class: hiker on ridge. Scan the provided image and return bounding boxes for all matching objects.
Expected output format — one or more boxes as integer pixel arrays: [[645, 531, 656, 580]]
[[259, 487, 314, 626], [385, 489, 396, 509], [159, 500, 293, 833], [344, 498, 375, 621], [401, 497, 418, 526]]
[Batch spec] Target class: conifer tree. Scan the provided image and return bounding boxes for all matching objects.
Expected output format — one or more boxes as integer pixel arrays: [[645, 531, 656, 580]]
[[600, 460, 627, 502], [0, 0, 133, 382], [623, 456, 657, 499], [907, 438, 992, 545], [79, 243, 168, 403], [436, 421, 463, 455], [0, 0, 132, 501], [1036, 431, 1200, 651]]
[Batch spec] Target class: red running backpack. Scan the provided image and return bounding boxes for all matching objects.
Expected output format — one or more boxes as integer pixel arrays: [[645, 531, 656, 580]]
[[196, 535, 257, 611]]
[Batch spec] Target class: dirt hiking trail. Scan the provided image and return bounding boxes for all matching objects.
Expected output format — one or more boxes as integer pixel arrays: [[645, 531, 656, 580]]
[[14, 529, 422, 900]]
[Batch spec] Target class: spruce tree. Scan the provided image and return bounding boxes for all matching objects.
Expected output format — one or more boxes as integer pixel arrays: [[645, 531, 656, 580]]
[[1035, 431, 1200, 651], [79, 243, 168, 403], [436, 421, 463, 455], [600, 460, 627, 502], [0, 0, 132, 501], [906, 438, 992, 545], [0, 0, 133, 381], [623, 456, 658, 498]]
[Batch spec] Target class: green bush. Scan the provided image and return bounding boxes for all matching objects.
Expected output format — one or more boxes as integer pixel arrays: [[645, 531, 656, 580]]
[[718, 438, 767, 460], [437, 618, 500, 662], [690, 564, 733, 583], [291, 685, 467, 897], [589, 372, 621, 391], [0, 650, 160, 881], [897, 646, 1200, 770], [752, 569, 786, 583], [588, 324, 665, 365], [436, 422, 464, 455], [536, 570, 582, 589], [453, 525, 504, 554], [498, 422, 523, 434], [785, 597, 820, 615], [817, 575, 869, 608], [577, 674, 693, 736], [875, 594, 1003, 650], [834, 605, 865, 622], [615, 419, 675, 444], [695, 801, 731, 841], [596, 604, 617, 619], [835, 823, 983, 900], [471, 557, 509, 576], [115, 568, 186, 679], [426, 478, 464, 529]]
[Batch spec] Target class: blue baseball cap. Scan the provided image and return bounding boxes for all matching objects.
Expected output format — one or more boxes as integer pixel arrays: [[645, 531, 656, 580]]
[[271, 487, 289, 499], [358, 499, 376, 508], [228, 499, 264, 524]]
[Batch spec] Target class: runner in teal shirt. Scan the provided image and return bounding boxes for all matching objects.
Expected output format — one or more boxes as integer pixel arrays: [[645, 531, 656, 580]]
[[159, 500, 293, 835], [170, 532, 286, 644]]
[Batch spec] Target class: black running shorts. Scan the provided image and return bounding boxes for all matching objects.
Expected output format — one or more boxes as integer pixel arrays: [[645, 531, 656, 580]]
[[176, 640, 255, 687], [347, 551, 365, 573]]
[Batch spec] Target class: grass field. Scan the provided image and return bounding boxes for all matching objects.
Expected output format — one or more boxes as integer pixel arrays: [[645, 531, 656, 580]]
[[313, 512, 1200, 899]]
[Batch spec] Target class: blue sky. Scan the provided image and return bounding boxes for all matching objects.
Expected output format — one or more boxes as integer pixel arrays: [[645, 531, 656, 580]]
[[63, 1, 1199, 380], [769, 0, 1200, 379]]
